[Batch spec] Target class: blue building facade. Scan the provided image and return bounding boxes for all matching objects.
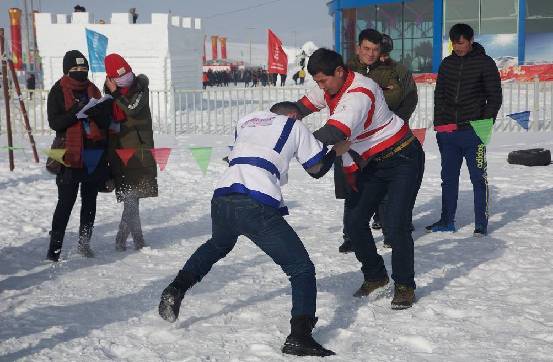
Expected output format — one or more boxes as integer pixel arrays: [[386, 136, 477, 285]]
[[327, 0, 553, 72]]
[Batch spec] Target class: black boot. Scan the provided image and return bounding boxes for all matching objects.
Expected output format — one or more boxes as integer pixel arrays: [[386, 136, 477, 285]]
[[46, 231, 64, 262], [77, 226, 95, 258], [159, 270, 198, 323], [338, 236, 353, 253], [282, 316, 335, 357]]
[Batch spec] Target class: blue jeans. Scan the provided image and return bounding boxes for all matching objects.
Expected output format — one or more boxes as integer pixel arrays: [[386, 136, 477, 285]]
[[437, 129, 489, 230], [344, 140, 424, 289], [181, 194, 317, 318]]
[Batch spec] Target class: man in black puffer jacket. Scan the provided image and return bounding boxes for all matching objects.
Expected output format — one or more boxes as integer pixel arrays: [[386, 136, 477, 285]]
[[427, 23, 502, 237]]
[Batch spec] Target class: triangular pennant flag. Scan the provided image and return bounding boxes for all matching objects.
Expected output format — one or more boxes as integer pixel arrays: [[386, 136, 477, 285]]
[[470, 119, 494, 145], [189, 147, 212, 175], [82, 149, 104, 174], [115, 148, 136, 166], [44, 148, 69, 166], [411, 128, 427, 145], [150, 148, 172, 171], [507, 111, 530, 130]]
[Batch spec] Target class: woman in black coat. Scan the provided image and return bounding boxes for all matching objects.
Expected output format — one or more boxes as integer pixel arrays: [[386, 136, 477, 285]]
[[46, 50, 111, 261]]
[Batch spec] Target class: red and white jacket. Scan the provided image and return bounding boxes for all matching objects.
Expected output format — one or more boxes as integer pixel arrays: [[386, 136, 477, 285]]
[[299, 71, 410, 173]]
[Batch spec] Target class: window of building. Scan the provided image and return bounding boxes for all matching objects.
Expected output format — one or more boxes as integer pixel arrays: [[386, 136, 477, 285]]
[[444, 0, 479, 35], [481, 0, 517, 34], [526, 0, 553, 33]]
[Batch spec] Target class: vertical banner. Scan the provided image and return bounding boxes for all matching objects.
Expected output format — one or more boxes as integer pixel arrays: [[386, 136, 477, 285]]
[[8, 8, 23, 70], [85, 29, 108, 72], [211, 35, 218, 60], [202, 34, 207, 64], [267, 29, 288, 75], [220, 37, 227, 60]]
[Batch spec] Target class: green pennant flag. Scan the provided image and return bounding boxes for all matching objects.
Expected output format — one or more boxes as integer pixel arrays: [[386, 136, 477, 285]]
[[470, 118, 493, 145], [44, 148, 69, 166], [189, 147, 212, 175]]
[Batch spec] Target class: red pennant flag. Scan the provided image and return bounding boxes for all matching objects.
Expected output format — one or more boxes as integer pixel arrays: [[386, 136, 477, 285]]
[[268, 29, 287, 75], [115, 148, 136, 166], [412, 128, 427, 145], [150, 148, 171, 171]]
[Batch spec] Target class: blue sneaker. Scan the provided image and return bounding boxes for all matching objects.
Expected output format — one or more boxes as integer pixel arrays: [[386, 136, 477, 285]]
[[425, 221, 456, 233]]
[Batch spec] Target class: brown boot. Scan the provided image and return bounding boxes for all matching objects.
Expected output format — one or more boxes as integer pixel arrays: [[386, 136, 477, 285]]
[[391, 284, 415, 310], [353, 275, 389, 297]]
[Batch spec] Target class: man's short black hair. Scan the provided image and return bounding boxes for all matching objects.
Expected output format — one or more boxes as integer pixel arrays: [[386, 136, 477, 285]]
[[449, 23, 474, 42], [307, 48, 345, 76], [358, 28, 382, 46], [270, 101, 300, 116]]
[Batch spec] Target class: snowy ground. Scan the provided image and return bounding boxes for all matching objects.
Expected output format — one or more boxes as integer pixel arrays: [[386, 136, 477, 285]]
[[1, 131, 553, 361]]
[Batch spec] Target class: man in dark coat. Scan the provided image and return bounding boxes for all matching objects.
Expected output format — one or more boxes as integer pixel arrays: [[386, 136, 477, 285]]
[[426, 23, 502, 236]]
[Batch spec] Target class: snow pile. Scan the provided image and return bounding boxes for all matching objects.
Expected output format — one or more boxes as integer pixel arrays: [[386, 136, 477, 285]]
[[1, 132, 553, 360]]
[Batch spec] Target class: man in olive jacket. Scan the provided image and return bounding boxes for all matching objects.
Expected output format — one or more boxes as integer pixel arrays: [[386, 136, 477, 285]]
[[336, 29, 419, 252], [426, 23, 502, 236]]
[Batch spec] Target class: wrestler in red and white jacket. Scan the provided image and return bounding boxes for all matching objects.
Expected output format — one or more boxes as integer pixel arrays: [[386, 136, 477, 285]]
[[298, 70, 411, 173]]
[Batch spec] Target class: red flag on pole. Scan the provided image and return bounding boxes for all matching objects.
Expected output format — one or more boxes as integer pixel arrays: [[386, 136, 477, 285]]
[[115, 148, 136, 166], [150, 148, 172, 171], [268, 29, 287, 74]]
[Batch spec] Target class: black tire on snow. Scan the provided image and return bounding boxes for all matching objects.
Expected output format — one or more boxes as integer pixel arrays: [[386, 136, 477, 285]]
[[507, 148, 551, 166]]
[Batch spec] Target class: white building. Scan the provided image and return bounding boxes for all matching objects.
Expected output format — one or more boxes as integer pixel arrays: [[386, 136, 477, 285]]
[[34, 12, 204, 91]]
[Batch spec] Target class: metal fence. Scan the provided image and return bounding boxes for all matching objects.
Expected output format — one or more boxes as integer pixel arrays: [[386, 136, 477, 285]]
[[2, 81, 552, 136]]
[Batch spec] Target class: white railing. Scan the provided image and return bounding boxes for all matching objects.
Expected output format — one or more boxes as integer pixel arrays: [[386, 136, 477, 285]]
[[1, 81, 552, 136]]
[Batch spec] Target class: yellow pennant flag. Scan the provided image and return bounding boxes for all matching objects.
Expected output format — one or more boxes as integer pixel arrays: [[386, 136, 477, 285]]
[[44, 148, 69, 166]]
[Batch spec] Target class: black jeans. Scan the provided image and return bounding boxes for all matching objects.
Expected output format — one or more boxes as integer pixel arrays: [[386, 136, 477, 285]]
[[344, 140, 424, 289], [181, 194, 317, 318], [51, 180, 99, 236]]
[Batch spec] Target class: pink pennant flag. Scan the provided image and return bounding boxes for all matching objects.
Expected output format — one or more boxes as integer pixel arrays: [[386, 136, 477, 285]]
[[115, 148, 136, 166], [412, 128, 427, 145], [150, 148, 172, 171]]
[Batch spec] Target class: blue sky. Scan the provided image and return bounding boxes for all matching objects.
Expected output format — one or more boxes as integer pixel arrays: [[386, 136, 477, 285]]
[[0, 0, 333, 47]]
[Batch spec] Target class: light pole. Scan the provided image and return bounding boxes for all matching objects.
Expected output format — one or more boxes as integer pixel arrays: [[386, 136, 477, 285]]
[[246, 27, 256, 66]]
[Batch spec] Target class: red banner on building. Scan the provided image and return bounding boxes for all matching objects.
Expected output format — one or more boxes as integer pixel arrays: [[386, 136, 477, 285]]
[[220, 37, 227, 60], [211, 35, 218, 61], [9, 8, 23, 70], [267, 29, 287, 74]]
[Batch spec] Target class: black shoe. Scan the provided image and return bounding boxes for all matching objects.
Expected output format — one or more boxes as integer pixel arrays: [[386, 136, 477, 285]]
[[353, 275, 389, 297], [473, 227, 488, 237], [371, 221, 382, 230], [46, 231, 64, 262], [338, 238, 353, 253], [158, 271, 197, 323], [158, 285, 185, 323], [281, 316, 335, 357], [391, 284, 415, 310]]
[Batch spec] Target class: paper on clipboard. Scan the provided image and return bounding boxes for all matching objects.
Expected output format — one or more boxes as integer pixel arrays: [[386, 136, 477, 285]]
[[76, 95, 113, 119]]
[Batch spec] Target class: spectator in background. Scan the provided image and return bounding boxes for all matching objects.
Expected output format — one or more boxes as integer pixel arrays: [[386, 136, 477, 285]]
[[426, 23, 502, 236], [298, 67, 306, 85], [129, 8, 138, 24], [46, 50, 111, 261], [202, 72, 208, 89], [104, 53, 158, 252], [26, 73, 36, 100], [280, 72, 287, 86], [73, 4, 86, 12]]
